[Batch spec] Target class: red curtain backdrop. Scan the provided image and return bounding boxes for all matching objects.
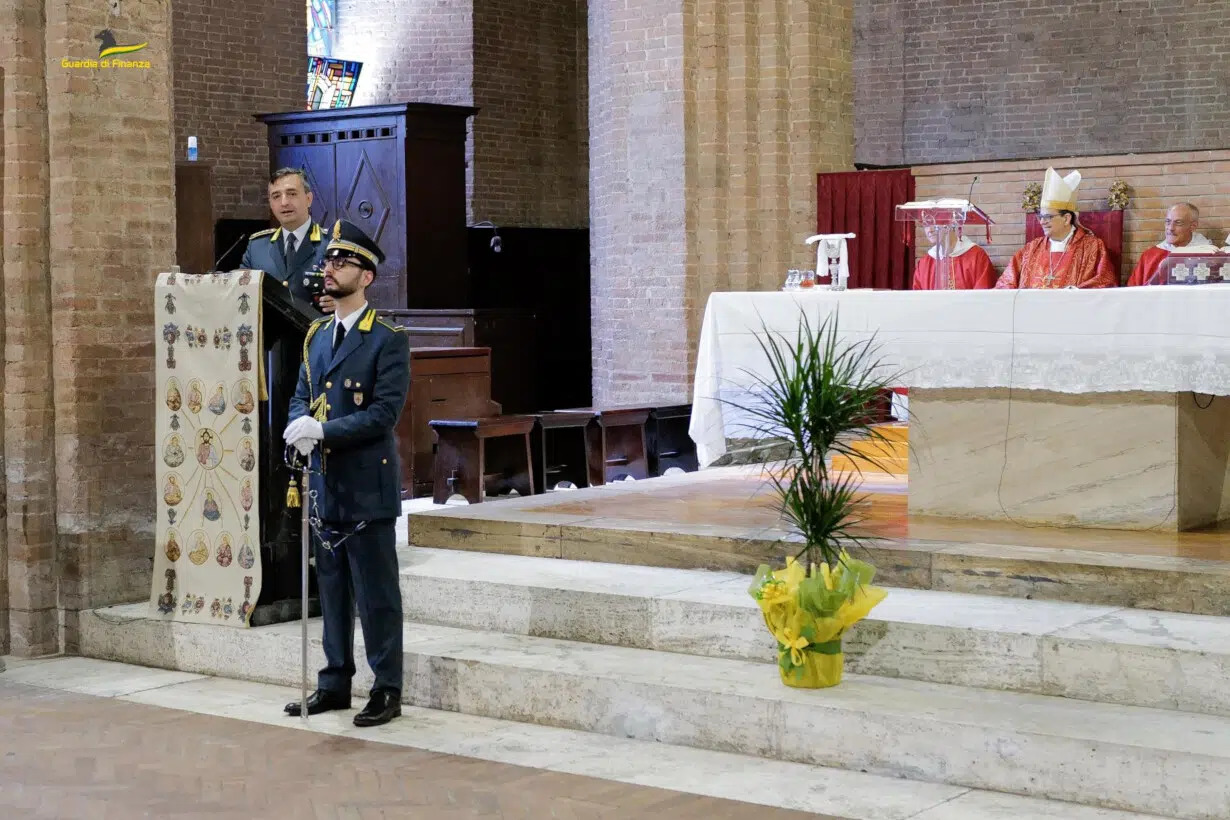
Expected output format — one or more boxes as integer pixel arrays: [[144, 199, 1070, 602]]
[[1025, 209, 1124, 281], [816, 169, 915, 290]]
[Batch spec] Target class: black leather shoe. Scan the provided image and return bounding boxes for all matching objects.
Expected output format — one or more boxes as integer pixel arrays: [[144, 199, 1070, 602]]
[[284, 689, 351, 717], [353, 690, 401, 727]]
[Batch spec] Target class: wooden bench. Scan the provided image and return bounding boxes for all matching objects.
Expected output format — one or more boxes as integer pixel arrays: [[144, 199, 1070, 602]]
[[530, 410, 597, 492], [558, 406, 652, 486], [429, 415, 536, 504], [646, 404, 698, 475]]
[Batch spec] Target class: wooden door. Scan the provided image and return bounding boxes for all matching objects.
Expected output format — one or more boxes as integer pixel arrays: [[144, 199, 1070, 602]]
[[334, 136, 405, 308]]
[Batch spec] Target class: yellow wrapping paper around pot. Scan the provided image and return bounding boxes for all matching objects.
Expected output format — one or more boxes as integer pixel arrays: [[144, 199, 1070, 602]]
[[749, 552, 887, 689]]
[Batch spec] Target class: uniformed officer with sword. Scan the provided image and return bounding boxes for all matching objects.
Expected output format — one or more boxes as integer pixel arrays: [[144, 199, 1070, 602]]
[[282, 219, 410, 728]]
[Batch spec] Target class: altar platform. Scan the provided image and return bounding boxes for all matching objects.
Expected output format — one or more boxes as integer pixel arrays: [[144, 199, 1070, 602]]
[[408, 465, 1230, 616]]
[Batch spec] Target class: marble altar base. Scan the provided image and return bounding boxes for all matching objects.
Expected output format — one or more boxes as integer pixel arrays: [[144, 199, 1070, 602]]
[[908, 388, 1230, 531]]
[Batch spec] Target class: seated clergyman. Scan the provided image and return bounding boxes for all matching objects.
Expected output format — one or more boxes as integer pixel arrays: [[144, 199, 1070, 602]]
[[1127, 203, 1219, 287], [995, 168, 1116, 289]]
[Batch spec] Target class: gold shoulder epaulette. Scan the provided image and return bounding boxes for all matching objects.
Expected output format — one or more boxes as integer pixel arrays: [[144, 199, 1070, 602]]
[[376, 318, 405, 333], [249, 228, 276, 239], [304, 316, 328, 342]]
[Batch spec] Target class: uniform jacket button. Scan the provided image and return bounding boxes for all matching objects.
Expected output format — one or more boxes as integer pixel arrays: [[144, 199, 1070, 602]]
[[325, 381, 333, 389]]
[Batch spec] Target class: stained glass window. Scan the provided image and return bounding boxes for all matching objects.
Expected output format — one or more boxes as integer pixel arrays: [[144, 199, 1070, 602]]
[[307, 0, 335, 58], [307, 57, 362, 109]]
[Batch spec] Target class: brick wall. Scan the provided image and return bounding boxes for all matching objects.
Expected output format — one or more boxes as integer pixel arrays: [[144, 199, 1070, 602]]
[[912, 151, 1230, 285], [173, 0, 305, 220], [335, 0, 477, 222], [472, 0, 587, 228], [588, 0, 688, 406], [334, 0, 473, 107], [44, 0, 176, 651], [2, 0, 58, 656], [856, 0, 1230, 166], [686, 0, 854, 376], [334, 0, 586, 229], [590, 0, 853, 405]]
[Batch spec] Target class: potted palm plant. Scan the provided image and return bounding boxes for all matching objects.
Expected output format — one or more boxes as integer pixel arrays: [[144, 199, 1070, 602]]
[[733, 312, 894, 688]]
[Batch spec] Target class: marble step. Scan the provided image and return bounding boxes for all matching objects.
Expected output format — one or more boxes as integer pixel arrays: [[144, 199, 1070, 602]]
[[397, 546, 1230, 717], [5, 657, 1168, 820], [408, 501, 1230, 616], [78, 608, 1230, 819]]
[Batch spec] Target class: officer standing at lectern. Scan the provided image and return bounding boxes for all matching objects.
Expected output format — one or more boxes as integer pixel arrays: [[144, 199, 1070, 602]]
[[241, 168, 334, 313], [281, 219, 410, 727]]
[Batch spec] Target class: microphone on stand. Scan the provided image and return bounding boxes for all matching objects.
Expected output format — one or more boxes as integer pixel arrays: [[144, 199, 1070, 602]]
[[964, 175, 980, 214], [211, 232, 252, 273]]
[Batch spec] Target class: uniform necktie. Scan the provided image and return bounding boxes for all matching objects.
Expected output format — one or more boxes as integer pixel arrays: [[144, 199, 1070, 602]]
[[333, 322, 346, 353], [285, 233, 298, 260]]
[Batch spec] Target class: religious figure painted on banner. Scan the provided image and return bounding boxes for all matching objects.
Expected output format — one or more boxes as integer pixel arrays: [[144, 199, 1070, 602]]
[[157, 569, 176, 614], [238, 538, 255, 569], [163, 474, 183, 506], [165, 529, 181, 562], [232, 380, 255, 414], [188, 531, 210, 565], [240, 477, 253, 511], [187, 379, 204, 414], [238, 438, 256, 472], [196, 429, 222, 470], [208, 384, 227, 415], [166, 378, 182, 412], [216, 533, 234, 567], [163, 433, 185, 468], [202, 490, 222, 522]]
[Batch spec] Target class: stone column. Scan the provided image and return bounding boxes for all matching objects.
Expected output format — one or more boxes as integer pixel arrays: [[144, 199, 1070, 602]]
[[2, 0, 58, 657], [0, 64, 7, 656], [589, 0, 853, 404], [0, 0, 173, 656], [44, 0, 174, 651]]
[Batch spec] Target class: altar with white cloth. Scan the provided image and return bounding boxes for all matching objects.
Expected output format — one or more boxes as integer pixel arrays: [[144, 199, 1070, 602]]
[[689, 288, 1230, 531]]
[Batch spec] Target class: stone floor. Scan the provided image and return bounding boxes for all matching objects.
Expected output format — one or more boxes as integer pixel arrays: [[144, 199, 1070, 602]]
[[0, 669, 832, 820]]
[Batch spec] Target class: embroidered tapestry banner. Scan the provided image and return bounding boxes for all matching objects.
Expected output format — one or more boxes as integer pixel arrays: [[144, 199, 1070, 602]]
[[151, 270, 262, 626]]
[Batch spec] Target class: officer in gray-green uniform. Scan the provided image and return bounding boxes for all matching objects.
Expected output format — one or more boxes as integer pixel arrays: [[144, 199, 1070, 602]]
[[240, 167, 330, 308], [282, 219, 410, 728]]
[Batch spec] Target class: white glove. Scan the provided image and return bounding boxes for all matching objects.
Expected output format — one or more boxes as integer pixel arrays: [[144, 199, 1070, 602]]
[[284, 416, 324, 443], [291, 437, 316, 457]]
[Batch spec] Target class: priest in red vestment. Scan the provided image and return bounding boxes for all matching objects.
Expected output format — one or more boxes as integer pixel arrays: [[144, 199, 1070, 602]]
[[911, 224, 997, 290], [994, 167, 1117, 289], [1126, 203, 1219, 287]]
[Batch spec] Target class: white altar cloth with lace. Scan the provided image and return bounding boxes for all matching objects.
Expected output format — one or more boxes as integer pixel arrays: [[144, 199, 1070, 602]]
[[689, 287, 1230, 467]]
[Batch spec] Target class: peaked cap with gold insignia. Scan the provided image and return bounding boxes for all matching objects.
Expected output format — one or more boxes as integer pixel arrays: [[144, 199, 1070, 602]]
[[325, 219, 386, 273]]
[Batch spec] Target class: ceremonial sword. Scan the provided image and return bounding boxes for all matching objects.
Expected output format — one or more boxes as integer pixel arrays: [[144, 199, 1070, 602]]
[[300, 456, 310, 724]]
